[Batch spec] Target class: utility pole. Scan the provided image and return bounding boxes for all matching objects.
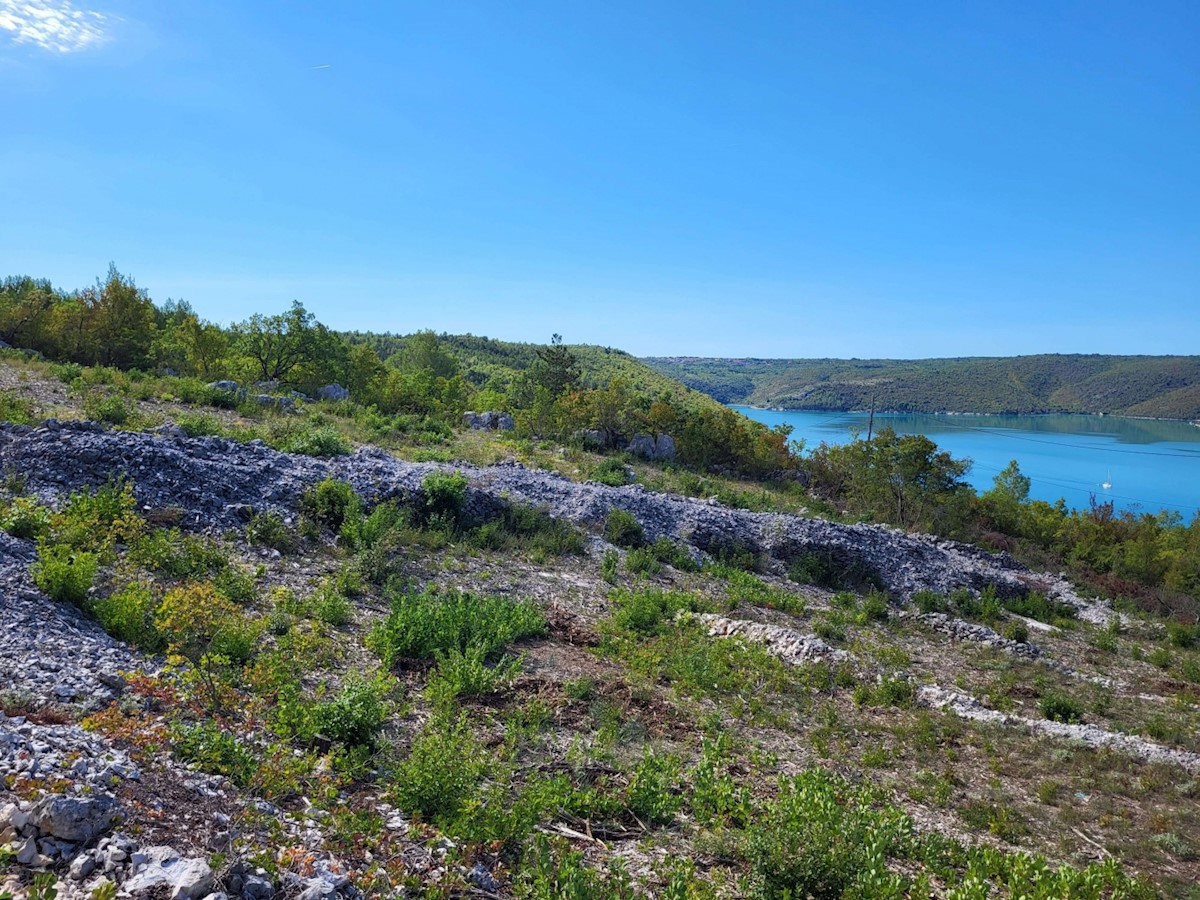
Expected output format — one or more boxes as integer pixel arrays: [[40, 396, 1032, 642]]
[[867, 393, 875, 441]]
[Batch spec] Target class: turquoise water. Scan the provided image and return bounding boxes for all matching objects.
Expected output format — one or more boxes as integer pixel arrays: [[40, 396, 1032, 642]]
[[731, 406, 1200, 519]]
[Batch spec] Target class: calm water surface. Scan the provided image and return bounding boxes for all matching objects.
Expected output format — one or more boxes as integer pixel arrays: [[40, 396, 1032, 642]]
[[731, 406, 1200, 518]]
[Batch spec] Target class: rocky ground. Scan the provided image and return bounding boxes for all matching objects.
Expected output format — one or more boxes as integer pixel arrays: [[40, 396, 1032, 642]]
[[1, 416, 1199, 897]]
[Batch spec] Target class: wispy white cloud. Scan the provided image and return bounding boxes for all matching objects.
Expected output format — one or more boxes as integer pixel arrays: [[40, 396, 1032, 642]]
[[0, 0, 107, 53]]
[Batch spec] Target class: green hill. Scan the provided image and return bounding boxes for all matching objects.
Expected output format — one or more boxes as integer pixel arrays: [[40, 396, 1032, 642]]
[[643, 354, 1200, 419]]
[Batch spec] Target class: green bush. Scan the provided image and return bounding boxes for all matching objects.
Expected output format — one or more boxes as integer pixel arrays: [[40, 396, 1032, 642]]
[[467, 503, 585, 558], [246, 511, 295, 551], [650, 536, 700, 572], [50, 481, 143, 554], [175, 411, 225, 437], [92, 582, 164, 651], [171, 720, 257, 786], [1166, 622, 1200, 649], [1002, 590, 1076, 625], [314, 676, 389, 749], [1004, 620, 1030, 644], [600, 548, 619, 584], [391, 710, 489, 824], [419, 470, 469, 531], [302, 478, 361, 532], [604, 508, 645, 548], [626, 749, 682, 826], [626, 546, 661, 576], [367, 587, 545, 668], [130, 528, 227, 577], [338, 501, 406, 553], [283, 425, 351, 457], [609, 587, 698, 637], [83, 393, 132, 425], [0, 389, 37, 425], [0, 496, 50, 540], [1039, 693, 1084, 724], [32, 543, 98, 604], [748, 769, 910, 899], [592, 457, 631, 487], [312, 584, 353, 627], [425, 644, 521, 706], [912, 591, 946, 614]]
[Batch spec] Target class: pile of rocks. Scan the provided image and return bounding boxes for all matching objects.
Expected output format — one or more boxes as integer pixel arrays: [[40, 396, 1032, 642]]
[[0, 533, 143, 710], [0, 421, 1118, 614], [696, 613, 849, 664]]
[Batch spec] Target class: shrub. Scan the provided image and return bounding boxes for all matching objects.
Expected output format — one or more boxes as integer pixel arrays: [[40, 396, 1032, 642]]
[[419, 470, 469, 531], [312, 584, 353, 627], [50, 481, 143, 554], [600, 548, 619, 584], [1039, 693, 1084, 724], [339, 501, 406, 553], [92, 582, 164, 651], [425, 644, 521, 706], [246, 511, 295, 551], [604, 508, 645, 548], [1004, 620, 1030, 644], [912, 591, 946, 614], [367, 587, 545, 668], [283, 425, 351, 457], [626, 546, 662, 576], [650, 536, 700, 572], [788, 549, 881, 591], [592, 457, 631, 487], [860, 591, 890, 622], [1003, 590, 1076, 625], [175, 411, 225, 437], [1166, 622, 1200, 649], [609, 587, 698, 636], [0, 496, 50, 540], [626, 749, 682, 826], [747, 769, 910, 899], [391, 710, 489, 824], [313, 676, 389, 749], [302, 478, 361, 532], [83, 393, 132, 425], [874, 676, 915, 708], [467, 503, 585, 558], [156, 582, 258, 708], [0, 389, 37, 425], [130, 528, 227, 577], [32, 543, 98, 604], [171, 720, 257, 786]]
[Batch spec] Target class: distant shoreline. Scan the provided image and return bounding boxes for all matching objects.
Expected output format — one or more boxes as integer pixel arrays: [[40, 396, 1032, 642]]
[[728, 404, 1197, 425]]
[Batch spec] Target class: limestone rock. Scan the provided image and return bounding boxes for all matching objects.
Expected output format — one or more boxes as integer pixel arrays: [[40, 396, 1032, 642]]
[[29, 793, 120, 843], [627, 433, 656, 458], [316, 383, 350, 402], [125, 845, 215, 899]]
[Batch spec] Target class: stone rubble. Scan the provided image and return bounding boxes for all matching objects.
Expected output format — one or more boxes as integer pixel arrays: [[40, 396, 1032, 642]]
[[919, 685, 1200, 773], [0, 421, 1118, 617], [694, 613, 850, 664]]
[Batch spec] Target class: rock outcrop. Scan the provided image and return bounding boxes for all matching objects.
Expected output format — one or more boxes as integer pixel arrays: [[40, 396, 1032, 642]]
[[0, 421, 1112, 618]]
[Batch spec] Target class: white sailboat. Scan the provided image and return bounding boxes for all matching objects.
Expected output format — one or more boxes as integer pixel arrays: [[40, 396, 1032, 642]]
[[1101, 470, 1112, 490]]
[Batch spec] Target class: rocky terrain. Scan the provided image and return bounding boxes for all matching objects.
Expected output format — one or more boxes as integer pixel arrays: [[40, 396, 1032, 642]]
[[1, 418, 1199, 898]]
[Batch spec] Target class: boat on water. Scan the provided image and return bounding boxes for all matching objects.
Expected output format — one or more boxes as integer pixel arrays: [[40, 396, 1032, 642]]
[[1101, 470, 1112, 490]]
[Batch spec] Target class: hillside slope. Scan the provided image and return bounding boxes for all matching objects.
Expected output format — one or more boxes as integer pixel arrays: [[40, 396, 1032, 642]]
[[644, 354, 1200, 418], [2, 416, 1200, 897]]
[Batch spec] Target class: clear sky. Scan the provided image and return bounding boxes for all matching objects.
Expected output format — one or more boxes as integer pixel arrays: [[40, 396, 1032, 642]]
[[2, 1, 1197, 357]]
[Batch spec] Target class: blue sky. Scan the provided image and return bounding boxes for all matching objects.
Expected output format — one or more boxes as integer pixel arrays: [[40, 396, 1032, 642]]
[[2, 1, 1197, 357]]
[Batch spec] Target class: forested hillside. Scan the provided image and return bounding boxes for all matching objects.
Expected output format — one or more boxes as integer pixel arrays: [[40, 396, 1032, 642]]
[[645, 355, 1200, 419], [0, 270, 792, 476]]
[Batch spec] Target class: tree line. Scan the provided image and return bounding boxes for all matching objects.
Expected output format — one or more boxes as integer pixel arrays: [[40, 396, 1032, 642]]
[[0, 268, 794, 477]]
